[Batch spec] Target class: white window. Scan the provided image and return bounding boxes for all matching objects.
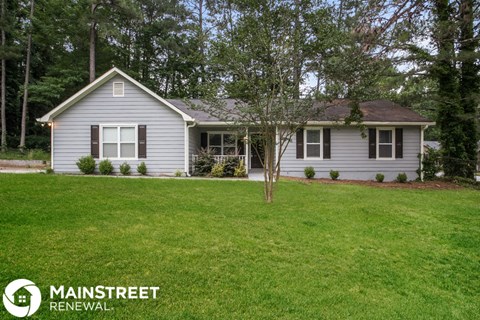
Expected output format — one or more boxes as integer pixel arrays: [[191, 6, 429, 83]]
[[208, 133, 238, 155], [101, 125, 137, 159], [305, 128, 322, 159], [113, 82, 124, 97], [377, 128, 395, 159]]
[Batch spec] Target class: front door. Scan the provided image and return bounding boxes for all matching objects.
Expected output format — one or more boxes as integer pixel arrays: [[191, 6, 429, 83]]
[[250, 134, 264, 169]]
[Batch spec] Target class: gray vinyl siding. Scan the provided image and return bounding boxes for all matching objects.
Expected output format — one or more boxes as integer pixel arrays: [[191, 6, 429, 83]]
[[52, 75, 185, 174], [281, 126, 421, 181]]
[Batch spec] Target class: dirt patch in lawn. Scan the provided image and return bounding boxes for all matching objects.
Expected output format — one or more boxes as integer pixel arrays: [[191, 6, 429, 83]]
[[281, 176, 464, 190]]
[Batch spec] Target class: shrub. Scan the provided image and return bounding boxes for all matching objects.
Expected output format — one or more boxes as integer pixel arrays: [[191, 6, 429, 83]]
[[175, 169, 183, 177], [45, 167, 54, 174], [211, 163, 225, 178], [223, 157, 240, 177], [76, 155, 96, 174], [396, 172, 408, 183], [137, 162, 147, 175], [234, 160, 247, 178], [194, 148, 216, 176], [330, 170, 339, 180], [421, 149, 442, 180], [304, 166, 315, 179], [375, 173, 385, 183], [99, 159, 114, 175], [120, 162, 131, 175]]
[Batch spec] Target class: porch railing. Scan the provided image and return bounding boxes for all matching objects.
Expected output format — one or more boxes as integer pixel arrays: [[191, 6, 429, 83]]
[[191, 155, 246, 173]]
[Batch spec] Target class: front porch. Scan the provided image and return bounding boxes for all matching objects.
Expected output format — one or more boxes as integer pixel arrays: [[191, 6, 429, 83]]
[[188, 126, 264, 175]]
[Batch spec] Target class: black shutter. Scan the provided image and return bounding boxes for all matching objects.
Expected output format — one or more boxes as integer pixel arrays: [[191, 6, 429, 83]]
[[91, 125, 99, 158], [296, 129, 304, 159], [200, 132, 208, 149], [368, 128, 376, 159], [138, 125, 147, 158], [323, 128, 331, 159], [395, 128, 403, 159]]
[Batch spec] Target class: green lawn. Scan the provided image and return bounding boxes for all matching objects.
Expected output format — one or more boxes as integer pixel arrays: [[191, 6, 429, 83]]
[[0, 174, 478, 319]]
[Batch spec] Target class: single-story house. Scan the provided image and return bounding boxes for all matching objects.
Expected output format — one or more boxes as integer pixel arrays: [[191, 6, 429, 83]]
[[38, 68, 435, 181]]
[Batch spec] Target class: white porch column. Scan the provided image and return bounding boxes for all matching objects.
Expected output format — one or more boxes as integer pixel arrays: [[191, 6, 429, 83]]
[[245, 127, 249, 174]]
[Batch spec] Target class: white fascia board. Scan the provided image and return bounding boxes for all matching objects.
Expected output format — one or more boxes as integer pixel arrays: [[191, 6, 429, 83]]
[[196, 121, 436, 127], [38, 67, 194, 123]]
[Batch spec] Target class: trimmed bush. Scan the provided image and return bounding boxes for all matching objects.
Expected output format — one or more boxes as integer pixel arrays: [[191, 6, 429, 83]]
[[396, 172, 408, 183], [223, 157, 240, 177], [234, 160, 247, 178], [120, 162, 131, 175], [175, 169, 183, 177], [330, 170, 339, 180], [211, 163, 225, 178], [193, 148, 216, 176], [137, 162, 147, 175], [304, 167, 315, 179], [76, 155, 96, 174], [99, 159, 114, 175], [375, 173, 385, 183]]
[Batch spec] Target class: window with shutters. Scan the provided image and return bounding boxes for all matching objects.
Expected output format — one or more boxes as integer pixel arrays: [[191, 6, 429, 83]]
[[113, 82, 124, 97], [101, 125, 137, 159], [304, 128, 323, 159], [208, 132, 238, 155], [376, 128, 395, 159]]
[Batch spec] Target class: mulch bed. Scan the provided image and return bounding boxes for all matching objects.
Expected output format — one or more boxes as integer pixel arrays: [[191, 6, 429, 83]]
[[281, 176, 464, 190]]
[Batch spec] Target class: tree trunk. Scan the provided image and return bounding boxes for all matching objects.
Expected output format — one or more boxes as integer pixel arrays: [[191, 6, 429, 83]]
[[459, 0, 478, 179], [0, 0, 6, 152], [89, 4, 97, 83], [434, 0, 466, 177], [19, 0, 35, 152]]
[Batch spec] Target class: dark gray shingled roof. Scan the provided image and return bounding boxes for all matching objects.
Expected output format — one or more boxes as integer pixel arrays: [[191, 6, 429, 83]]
[[167, 98, 432, 123]]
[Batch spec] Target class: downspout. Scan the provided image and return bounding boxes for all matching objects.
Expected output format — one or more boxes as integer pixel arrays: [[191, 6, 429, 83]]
[[50, 120, 54, 170], [184, 121, 197, 176], [420, 125, 428, 181]]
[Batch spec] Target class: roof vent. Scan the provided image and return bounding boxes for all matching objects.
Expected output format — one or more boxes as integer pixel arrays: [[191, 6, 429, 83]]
[[113, 82, 124, 97]]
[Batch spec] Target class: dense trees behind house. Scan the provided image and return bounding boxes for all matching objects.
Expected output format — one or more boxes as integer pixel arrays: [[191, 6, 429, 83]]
[[0, 0, 478, 177]]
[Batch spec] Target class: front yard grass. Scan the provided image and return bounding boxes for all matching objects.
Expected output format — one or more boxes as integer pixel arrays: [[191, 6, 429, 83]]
[[0, 174, 478, 319]]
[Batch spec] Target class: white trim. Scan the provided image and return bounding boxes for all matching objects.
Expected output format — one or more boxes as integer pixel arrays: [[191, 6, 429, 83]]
[[112, 82, 124, 97], [245, 128, 249, 173], [50, 121, 54, 170], [420, 125, 426, 181], [38, 67, 194, 122], [304, 127, 323, 160], [376, 127, 395, 160], [196, 121, 436, 127], [185, 122, 196, 175], [99, 124, 138, 160]]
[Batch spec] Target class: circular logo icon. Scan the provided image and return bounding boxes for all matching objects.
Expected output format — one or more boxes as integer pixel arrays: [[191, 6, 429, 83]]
[[3, 279, 41, 318]]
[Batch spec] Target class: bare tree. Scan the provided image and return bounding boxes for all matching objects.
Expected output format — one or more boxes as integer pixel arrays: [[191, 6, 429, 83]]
[[19, 0, 35, 152], [0, 0, 6, 152]]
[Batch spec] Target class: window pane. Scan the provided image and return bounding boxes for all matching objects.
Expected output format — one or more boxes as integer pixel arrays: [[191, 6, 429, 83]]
[[210, 147, 221, 155], [224, 147, 236, 155], [307, 130, 320, 143], [307, 144, 321, 158], [209, 134, 221, 146], [120, 143, 135, 158], [224, 134, 236, 146], [379, 130, 392, 143], [120, 127, 135, 142], [379, 145, 392, 158], [103, 127, 117, 142], [103, 143, 118, 158]]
